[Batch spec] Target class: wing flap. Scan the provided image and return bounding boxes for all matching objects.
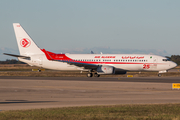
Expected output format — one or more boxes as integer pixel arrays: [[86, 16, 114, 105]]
[[67, 61, 99, 69]]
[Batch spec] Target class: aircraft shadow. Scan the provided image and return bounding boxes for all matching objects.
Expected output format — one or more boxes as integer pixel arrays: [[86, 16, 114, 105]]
[[0, 100, 57, 104]]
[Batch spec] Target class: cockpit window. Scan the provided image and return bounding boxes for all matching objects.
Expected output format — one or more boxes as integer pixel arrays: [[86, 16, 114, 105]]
[[163, 58, 170, 61]]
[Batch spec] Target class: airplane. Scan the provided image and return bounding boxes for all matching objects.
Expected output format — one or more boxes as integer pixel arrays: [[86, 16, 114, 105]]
[[4, 23, 177, 77]]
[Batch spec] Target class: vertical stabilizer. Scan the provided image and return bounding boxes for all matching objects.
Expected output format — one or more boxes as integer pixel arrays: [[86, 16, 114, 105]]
[[13, 23, 43, 55]]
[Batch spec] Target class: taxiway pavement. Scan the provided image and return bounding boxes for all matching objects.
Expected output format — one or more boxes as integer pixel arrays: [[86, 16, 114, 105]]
[[0, 76, 180, 111]]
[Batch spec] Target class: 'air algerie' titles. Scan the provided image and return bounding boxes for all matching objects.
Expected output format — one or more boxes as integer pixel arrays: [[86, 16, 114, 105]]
[[94, 56, 116, 58], [122, 56, 144, 59], [94, 56, 144, 59]]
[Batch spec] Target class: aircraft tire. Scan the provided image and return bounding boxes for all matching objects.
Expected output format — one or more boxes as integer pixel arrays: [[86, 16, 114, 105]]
[[87, 73, 93, 77], [94, 73, 100, 77], [158, 73, 161, 77]]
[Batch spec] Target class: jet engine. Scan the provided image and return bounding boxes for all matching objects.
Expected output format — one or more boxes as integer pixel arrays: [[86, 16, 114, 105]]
[[97, 66, 114, 74], [97, 66, 127, 75]]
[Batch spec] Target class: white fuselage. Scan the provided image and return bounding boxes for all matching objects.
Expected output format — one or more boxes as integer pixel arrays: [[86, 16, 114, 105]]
[[18, 53, 177, 72]]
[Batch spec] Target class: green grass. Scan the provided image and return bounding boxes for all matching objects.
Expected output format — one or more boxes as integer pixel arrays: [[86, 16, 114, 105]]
[[1, 104, 180, 120]]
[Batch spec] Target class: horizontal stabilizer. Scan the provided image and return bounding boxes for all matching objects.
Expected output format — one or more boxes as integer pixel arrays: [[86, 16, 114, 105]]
[[3, 53, 30, 59]]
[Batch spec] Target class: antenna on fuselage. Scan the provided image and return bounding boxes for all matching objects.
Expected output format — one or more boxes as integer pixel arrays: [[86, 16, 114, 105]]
[[90, 51, 94, 54]]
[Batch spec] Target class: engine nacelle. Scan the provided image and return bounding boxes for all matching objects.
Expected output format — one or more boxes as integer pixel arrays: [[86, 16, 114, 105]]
[[97, 66, 127, 75], [97, 66, 114, 74]]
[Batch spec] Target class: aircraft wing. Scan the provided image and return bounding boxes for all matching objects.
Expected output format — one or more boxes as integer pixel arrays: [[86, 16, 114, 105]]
[[59, 60, 99, 70]]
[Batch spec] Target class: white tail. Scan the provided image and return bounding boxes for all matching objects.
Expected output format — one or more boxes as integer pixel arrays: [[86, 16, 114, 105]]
[[13, 23, 43, 55]]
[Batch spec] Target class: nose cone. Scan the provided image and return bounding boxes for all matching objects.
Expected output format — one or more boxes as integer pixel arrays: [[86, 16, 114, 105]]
[[170, 62, 177, 69]]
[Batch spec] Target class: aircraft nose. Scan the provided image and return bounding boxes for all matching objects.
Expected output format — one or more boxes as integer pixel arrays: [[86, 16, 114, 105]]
[[170, 62, 177, 68]]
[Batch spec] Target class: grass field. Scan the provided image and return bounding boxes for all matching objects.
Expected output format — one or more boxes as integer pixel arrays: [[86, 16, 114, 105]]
[[0, 104, 180, 120], [0, 64, 180, 77]]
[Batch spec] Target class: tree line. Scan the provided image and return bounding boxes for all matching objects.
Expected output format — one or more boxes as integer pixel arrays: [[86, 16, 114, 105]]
[[0, 59, 25, 64], [166, 55, 180, 66]]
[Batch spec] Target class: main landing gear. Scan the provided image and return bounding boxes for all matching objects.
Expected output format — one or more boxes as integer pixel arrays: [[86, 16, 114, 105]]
[[87, 73, 93, 77], [87, 73, 100, 78], [94, 73, 100, 77]]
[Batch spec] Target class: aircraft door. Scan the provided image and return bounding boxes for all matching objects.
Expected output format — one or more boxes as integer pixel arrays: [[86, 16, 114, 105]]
[[152, 57, 158, 69], [153, 57, 157, 63]]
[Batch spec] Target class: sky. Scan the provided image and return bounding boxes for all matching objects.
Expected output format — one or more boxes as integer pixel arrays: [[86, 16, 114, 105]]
[[0, 0, 180, 60]]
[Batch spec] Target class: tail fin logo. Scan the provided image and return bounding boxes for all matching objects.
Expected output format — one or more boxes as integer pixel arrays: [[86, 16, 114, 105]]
[[20, 38, 31, 48]]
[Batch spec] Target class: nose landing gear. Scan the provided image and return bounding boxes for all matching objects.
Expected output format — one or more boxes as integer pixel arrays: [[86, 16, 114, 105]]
[[158, 73, 162, 77]]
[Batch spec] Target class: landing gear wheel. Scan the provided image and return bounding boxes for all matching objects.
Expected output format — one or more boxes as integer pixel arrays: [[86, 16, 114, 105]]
[[158, 74, 161, 77], [87, 73, 93, 77], [94, 73, 100, 77]]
